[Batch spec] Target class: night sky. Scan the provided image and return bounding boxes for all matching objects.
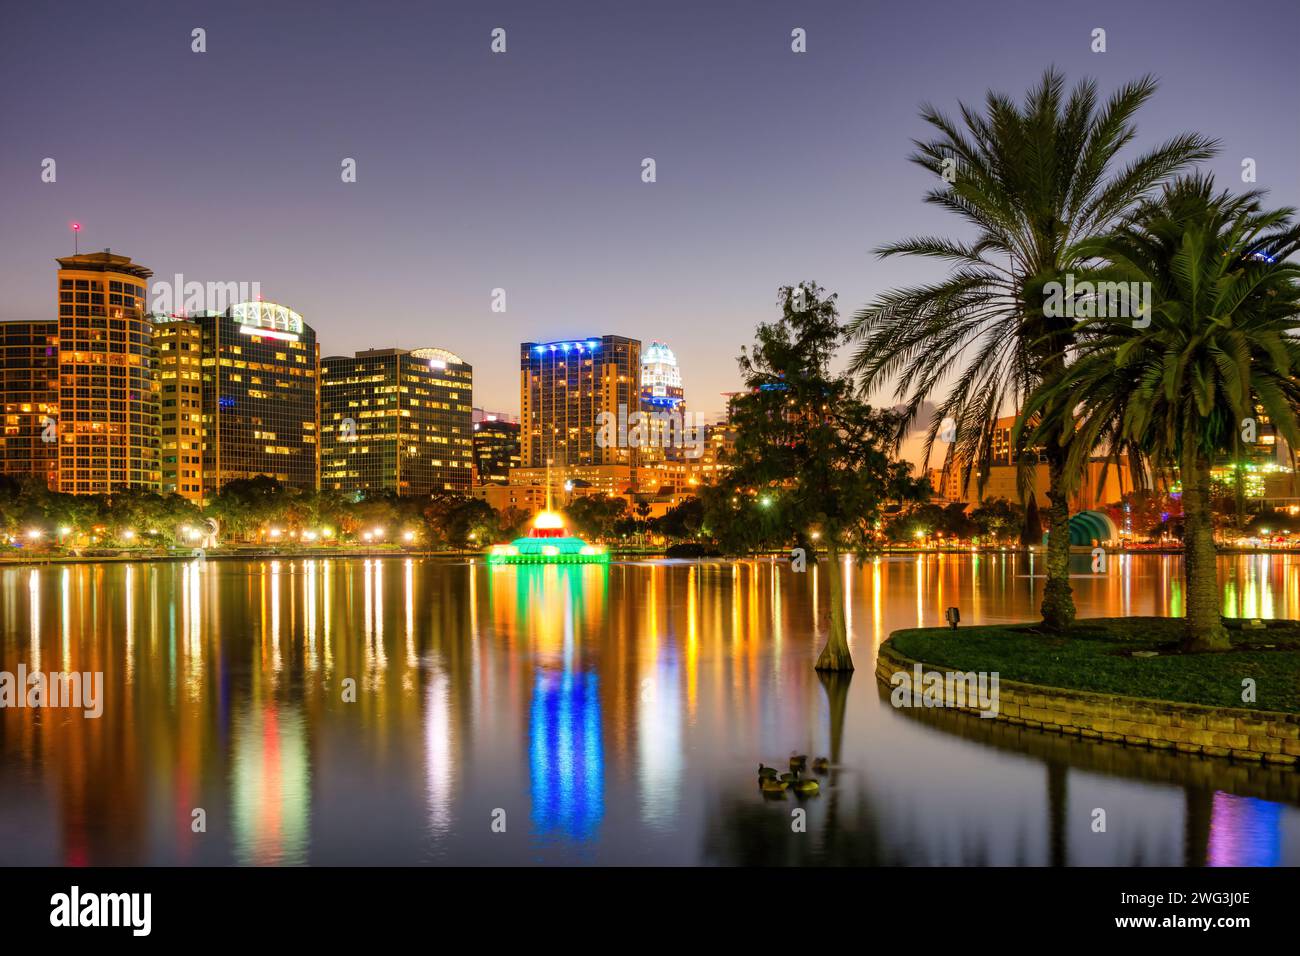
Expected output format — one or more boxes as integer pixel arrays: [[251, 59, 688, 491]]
[[2, 0, 1296, 437]]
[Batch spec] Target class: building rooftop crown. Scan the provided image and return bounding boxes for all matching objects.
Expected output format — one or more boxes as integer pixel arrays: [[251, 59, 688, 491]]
[[56, 250, 153, 280]]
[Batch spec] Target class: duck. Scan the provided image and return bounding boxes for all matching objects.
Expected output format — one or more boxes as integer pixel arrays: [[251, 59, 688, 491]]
[[811, 756, 830, 774], [779, 771, 797, 783], [789, 753, 808, 772], [760, 778, 789, 795], [792, 778, 820, 796], [757, 764, 779, 780]]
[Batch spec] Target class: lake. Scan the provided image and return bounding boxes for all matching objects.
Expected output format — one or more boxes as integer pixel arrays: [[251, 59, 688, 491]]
[[2, 552, 1298, 865]]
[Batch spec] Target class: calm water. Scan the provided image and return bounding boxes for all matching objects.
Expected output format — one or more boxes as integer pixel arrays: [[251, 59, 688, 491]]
[[2, 552, 1299, 866]]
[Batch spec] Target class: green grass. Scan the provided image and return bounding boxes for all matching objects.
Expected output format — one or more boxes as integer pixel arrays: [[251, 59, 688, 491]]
[[888, 617, 1300, 714]]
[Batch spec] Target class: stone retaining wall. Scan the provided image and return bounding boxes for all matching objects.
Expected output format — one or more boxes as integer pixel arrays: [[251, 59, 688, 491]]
[[876, 640, 1300, 766]]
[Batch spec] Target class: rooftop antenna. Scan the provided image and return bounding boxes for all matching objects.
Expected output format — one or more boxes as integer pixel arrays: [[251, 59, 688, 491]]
[[71, 222, 80, 255]]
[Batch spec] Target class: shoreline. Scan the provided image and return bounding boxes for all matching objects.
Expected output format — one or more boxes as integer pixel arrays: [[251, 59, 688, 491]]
[[876, 628, 1300, 766], [4, 543, 1294, 569]]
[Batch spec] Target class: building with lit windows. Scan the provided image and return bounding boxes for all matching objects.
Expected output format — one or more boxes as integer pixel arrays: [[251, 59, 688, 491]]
[[152, 316, 206, 502], [640, 340, 684, 411], [321, 347, 473, 496], [0, 319, 60, 488], [55, 252, 159, 493], [472, 415, 521, 485], [1211, 402, 1295, 500], [520, 335, 640, 468], [638, 340, 686, 463], [935, 415, 1133, 511], [196, 301, 320, 493]]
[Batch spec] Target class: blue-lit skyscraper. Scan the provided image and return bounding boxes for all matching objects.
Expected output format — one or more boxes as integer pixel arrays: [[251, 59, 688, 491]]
[[519, 335, 640, 468]]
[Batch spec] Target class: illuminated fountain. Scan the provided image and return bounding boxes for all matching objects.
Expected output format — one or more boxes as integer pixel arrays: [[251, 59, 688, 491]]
[[487, 470, 608, 565]]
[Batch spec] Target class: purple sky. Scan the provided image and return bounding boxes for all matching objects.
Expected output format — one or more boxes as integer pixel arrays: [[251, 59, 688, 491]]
[[2, 0, 1297, 437]]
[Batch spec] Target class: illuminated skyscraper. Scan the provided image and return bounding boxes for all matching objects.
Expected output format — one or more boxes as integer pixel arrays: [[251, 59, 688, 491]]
[[639, 340, 685, 463], [640, 340, 684, 411], [197, 302, 320, 493], [321, 347, 473, 496], [153, 316, 206, 502], [520, 335, 640, 468], [55, 252, 159, 493], [0, 319, 59, 488]]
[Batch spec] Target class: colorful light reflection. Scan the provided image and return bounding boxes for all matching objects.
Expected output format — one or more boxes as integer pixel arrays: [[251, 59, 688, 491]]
[[529, 670, 604, 841], [1206, 791, 1281, 867]]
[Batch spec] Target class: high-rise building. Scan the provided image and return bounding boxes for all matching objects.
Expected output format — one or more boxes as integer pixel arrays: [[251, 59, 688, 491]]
[[55, 252, 159, 493], [472, 416, 521, 485], [321, 347, 473, 496], [196, 301, 319, 493], [153, 316, 205, 502], [520, 335, 640, 468], [639, 339, 685, 463], [640, 340, 684, 411], [0, 319, 60, 488]]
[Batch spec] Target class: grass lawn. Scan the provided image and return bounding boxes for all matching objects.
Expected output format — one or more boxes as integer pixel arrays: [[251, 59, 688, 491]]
[[888, 617, 1300, 714]]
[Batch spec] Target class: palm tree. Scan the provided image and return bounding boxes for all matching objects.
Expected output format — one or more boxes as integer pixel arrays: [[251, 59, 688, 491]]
[[846, 69, 1216, 630], [1022, 176, 1300, 650]]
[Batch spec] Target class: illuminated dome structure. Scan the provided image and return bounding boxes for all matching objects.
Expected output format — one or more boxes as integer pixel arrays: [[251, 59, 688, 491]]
[[488, 509, 608, 565], [641, 340, 684, 410], [411, 347, 465, 371]]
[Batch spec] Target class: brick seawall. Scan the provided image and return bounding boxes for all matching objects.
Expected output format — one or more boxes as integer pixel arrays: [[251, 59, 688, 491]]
[[876, 639, 1300, 766]]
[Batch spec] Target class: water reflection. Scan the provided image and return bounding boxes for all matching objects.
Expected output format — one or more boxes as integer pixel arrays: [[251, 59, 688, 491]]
[[530, 670, 604, 842], [1, 552, 1299, 865], [1207, 792, 1282, 867]]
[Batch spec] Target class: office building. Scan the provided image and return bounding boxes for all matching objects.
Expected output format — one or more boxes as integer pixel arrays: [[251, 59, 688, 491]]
[[0, 319, 60, 488], [472, 416, 521, 485], [55, 251, 159, 493], [520, 335, 640, 468], [321, 347, 473, 496], [153, 316, 206, 501], [196, 301, 320, 493], [638, 340, 686, 463]]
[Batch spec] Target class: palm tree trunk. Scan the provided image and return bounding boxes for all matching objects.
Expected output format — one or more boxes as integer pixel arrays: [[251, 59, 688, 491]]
[[1040, 450, 1076, 631], [1181, 440, 1228, 652], [815, 541, 853, 671]]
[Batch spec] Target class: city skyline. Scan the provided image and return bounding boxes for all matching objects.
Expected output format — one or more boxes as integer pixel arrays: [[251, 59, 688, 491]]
[[3, 0, 1296, 429], [5, 0, 1300, 912]]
